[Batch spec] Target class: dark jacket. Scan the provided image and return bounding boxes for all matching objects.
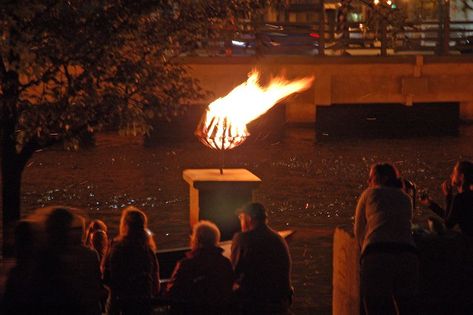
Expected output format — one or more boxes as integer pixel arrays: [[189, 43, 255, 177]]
[[167, 246, 234, 313], [104, 239, 159, 314], [30, 245, 103, 315], [231, 225, 292, 309], [430, 190, 473, 236]]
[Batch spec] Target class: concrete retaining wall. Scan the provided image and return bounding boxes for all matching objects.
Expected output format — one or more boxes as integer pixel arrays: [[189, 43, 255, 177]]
[[181, 55, 473, 123]]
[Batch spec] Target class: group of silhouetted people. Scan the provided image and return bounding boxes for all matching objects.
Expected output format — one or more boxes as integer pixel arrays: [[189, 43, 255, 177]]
[[2, 203, 292, 315], [355, 160, 473, 315], [3, 159, 473, 315]]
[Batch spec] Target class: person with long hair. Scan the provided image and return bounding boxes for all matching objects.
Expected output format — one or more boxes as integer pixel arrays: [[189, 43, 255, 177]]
[[355, 163, 419, 315], [103, 206, 159, 315], [421, 160, 473, 236]]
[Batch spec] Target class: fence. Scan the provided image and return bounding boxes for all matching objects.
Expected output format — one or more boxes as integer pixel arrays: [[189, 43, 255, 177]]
[[194, 20, 473, 57]]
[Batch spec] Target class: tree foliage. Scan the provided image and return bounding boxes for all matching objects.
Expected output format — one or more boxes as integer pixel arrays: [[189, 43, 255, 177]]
[[0, 0, 280, 150], [0, 0, 281, 255]]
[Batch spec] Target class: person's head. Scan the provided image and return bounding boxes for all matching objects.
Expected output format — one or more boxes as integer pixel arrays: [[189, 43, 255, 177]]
[[45, 207, 74, 249], [118, 206, 156, 250], [69, 214, 86, 246], [119, 206, 147, 236], [190, 220, 221, 251], [451, 160, 473, 191], [86, 219, 107, 246], [368, 163, 402, 188], [237, 202, 268, 232]]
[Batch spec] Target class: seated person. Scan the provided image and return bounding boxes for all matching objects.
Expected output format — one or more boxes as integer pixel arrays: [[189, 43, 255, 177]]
[[167, 220, 233, 314], [421, 160, 473, 236], [232, 202, 293, 314]]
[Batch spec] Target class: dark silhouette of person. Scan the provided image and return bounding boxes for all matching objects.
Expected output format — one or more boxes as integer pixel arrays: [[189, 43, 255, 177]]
[[32, 207, 103, 315], [231, 202, 292, 314], [421, 160, 473, 236], [103, 206, 159, 315], [2, 221, 37, 314], [167, 220, 234, 314], [355, 163, 419, 315]]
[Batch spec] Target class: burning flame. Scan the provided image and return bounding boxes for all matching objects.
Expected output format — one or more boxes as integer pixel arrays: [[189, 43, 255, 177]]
[[196, 70, 314, 150]]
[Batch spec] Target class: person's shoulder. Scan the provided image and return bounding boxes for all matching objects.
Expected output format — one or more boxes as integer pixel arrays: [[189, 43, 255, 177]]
[[369, 186, 405, 196], [360, 187, 374, 198], [176, 255, 193, 269], [457, 190, 473, 200], [109, 239, 127, 254], [215, 251, 232, 266], [232, 231, 248, 243]]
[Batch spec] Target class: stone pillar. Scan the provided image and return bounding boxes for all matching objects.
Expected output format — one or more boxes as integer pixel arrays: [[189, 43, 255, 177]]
[[183, 169, 261, 241], [460, 101, 473, 122], [332, 226, 360, 315]]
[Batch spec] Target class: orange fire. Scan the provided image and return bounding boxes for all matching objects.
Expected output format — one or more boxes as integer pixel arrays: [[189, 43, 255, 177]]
[[196, 70, 314, 150]]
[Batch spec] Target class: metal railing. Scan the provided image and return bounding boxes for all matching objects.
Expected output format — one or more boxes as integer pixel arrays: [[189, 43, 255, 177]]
[[187, 20, 473, 57]]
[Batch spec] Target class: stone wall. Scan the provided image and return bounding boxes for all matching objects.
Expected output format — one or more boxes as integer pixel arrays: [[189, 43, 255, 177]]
[[181, 55, 473, 123]]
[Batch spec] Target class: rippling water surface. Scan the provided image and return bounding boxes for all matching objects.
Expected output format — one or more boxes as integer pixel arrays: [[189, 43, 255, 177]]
[[20, 126, 473, 314]]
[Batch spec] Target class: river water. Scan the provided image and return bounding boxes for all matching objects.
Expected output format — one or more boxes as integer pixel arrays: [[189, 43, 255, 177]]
[[19, 125, 473, 314]]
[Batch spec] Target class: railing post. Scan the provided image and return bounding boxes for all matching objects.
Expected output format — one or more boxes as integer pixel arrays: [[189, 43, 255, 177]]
[[437, 0, 450, 55], [319, 0, 326, 56], [443, 0, 450, 55], [380, 19, 388, 56]]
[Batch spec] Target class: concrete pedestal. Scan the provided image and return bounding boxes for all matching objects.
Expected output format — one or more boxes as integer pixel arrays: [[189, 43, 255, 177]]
[[183, 169, 261, 241]]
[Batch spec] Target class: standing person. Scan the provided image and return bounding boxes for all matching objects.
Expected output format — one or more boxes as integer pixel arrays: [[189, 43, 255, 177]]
[[231, 202, 292, 314], [167, 220, 234, 314], [355, 163, 419, 315], [103, 206, 160, 315], [32, 207, 104, 315], [420, 160, 473, 236]]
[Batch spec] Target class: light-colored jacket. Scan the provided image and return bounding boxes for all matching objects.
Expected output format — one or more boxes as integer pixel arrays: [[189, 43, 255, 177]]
[[355, 187, 415, 255]]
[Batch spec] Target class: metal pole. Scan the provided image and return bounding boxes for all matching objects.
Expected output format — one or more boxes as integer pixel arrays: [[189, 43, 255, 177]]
[[220, 118, 226, 175], [319, 0, 326, 56], [443, 0, 450, 55]]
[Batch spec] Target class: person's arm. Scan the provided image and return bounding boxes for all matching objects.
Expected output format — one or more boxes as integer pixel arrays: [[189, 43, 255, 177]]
[[445, 195, 461, 229], [166, 260, 190, 302], [231, 233, 246, 288], [231, 233, 242, 270], [441, 179, 454, 218], [108, 246, 121, 289], [428, 200, 447, 218], [354, 191, 367, 251], [151, 250, 160, 296], [102, 246, 112, 286]]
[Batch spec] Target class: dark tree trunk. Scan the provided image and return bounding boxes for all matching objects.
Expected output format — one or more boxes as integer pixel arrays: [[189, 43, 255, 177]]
[[1, 120, 35, 257], [1, 142, 23, 257], [1, 69, 24, 257]]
